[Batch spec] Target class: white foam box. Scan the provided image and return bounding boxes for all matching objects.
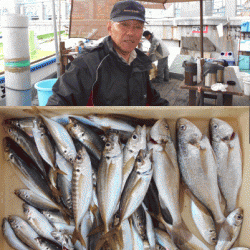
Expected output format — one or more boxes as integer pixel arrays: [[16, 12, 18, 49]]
[[0, 106, 249, 249], [240, 40, 250, 52]]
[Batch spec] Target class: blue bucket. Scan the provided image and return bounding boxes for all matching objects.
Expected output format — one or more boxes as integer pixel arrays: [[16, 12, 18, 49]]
[[35, 79, 57, 106]]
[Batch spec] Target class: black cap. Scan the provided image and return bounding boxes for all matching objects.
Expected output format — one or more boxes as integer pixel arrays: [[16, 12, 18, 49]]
[[110, 0, 145, 23]]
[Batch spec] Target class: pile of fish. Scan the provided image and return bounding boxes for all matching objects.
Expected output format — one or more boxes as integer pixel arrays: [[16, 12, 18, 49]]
[[1, 112, 248, 250]]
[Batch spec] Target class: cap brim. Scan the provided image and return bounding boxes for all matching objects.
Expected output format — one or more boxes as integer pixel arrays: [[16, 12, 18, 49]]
[[111, 16, 145, 23]]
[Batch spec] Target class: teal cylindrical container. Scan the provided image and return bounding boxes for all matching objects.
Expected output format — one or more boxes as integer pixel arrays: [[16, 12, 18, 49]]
[[35, 79, 57, 106]]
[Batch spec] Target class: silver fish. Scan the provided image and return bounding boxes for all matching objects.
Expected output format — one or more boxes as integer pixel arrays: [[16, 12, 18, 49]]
[[88, 114, 135, 132], [42, 211, 75, 225], [210, 118, 243, 214], [35, 237, 61, 250], [51, 231, 74, 250], [119, 149, 153, 226], [72, 145, 93, 246], [39, 114, 77, 163], [187, 188, 217, 245], [215, 208, 244, 250], [15, 189, 62, 212], [231, 248, 250, 250], [132, 205, 147, 240], [130, 219, 144, 250], [2, 218, 32, 250], [23, 203, 61, 245], [148, 119, 181, 227], [52, 222, 75, 234], [4, 124, 47, 176], [97, 132, 123, 233], [66, 116, 104, 160], [8, 215, 42, 250], [142, 203, 156, 249], [5, 117, 35, 137], [177, 118, 225, 224], [122, 125, 147, 191], [154, 227, 179, 250]]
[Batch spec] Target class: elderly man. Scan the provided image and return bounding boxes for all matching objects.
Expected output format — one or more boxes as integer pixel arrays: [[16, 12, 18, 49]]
[[46, 0, 169, 106], [143, 30, 170, 84]]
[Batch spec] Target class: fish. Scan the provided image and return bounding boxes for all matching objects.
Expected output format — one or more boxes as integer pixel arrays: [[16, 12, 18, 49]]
[[88, 114, 135, 133], [96, 131, 124, 234], [130, 218, 144, 250], [52, 222, 75, 234], [42, 211, 75, 225], [186, 188, 217, 245], [176, 118, 225, 224], [231, 248, 250, 250], [4, 123, 47, 176], [71, 145, 93, 246], [8, 215, 42, 250], [210, 118, 243, 214], [50, 231, 74, 250], [142, 203, 156, 249], [35, 237, 61, 250], [39, 113, 77, 163], [148, 119, 182, 227], [66, 116, 105, 161], [2, 218, 33, 250], [23, 203, 62, 246], [151, 210, 210, 250], [4, 117, 35, 137], [15, 189, 63, 212], [154, 227, 179, 250], [131, 205, 147, 240], [119, 149, 153, 226], [215, 208, 244, 250], [122, 124, 147, 191]]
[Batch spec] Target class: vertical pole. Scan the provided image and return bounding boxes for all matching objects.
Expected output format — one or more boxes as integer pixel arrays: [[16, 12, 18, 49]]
[[2, 14, 32, 106], [51, 0, 60, 78], [200, 0, 204, 59]]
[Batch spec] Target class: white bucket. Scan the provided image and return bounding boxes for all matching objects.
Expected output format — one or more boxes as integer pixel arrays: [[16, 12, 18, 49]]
[[244, 81, 250, 96]]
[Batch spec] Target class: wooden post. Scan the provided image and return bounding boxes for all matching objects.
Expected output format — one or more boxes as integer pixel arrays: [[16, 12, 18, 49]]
[[60, 41, 66, 75]]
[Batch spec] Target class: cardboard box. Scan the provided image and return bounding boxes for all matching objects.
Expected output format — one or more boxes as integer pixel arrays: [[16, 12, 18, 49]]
[[0, 106, 249, 249]]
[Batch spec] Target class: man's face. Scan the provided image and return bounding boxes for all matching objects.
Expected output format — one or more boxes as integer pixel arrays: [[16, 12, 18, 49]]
[[108, 19, 144, 55]]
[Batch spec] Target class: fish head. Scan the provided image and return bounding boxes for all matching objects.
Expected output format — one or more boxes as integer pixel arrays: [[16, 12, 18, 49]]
[[103, 132, 122, 157], [150, 119, 172, 144], [231, 208, 244, 227], [176, 118, 202, 146], [126, 125, 147, 153], [206, 229, 217, 245], [4, 124, 19, 141], [67, 117, 88, 141], [135, 149, 153, 174], [14, 189, 29, 200], [209, 118, 234, 142], [8, 216, 21, 230], [60, 145, 76, 163], [132, 206, 146, 237]]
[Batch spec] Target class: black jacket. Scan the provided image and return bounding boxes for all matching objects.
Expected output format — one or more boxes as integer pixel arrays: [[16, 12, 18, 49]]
[[46, 36, 169, 106]]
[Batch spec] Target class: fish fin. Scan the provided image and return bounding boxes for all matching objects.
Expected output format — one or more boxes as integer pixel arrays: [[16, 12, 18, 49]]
[[88, 224, 105, 236], [71, 228, 86, 247], [59, 206, 73, 225], [171, 222, 191, 247], [55, 167, 67, 175]]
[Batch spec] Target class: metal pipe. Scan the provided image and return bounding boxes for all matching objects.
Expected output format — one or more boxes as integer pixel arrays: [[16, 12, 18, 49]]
[[2, 14, 32, 106], [51, 0, 60, 78]]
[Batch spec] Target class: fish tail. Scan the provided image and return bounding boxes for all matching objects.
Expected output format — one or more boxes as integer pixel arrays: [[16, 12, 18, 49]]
[[55, 167, 67, 176], [88, 224, 105, 237], [71, 228, 86, 247], [60, 206, 73, 225]]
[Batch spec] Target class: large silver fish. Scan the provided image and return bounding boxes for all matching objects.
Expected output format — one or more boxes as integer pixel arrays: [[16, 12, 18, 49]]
[[122, 125, 147, 191], [8, 215, 42, 250], [71, 145, 93, 246], [66, 116, 105, 160], [215, 208, 244, 250], [96, 132, 123, 234], [148, 118, 182, 227], [210, 118, 243, 214], [177, 118, 225, 224], [2, 218, 32, 250]]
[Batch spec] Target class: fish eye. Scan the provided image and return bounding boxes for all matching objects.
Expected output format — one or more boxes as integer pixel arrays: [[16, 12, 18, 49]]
[[76, 168, 80, 172], [81, 132, 85, 137], [73, 123, 78, 128], [165, 125, 169, 129], [76, 155, 81, 160], [132, 134, 137, 140], [106, 156, 110, 160], [106, 142, 111, 147], [213, 124, 218, 129], [137, 158, 142, 163], [180, 125, 186, 130]]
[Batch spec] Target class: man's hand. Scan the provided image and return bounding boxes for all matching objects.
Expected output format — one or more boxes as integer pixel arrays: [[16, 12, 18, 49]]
[[146, 52, 150, 56]]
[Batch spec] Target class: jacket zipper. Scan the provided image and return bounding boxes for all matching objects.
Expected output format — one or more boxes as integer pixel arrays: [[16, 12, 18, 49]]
[[91, 54, 111, 103]]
